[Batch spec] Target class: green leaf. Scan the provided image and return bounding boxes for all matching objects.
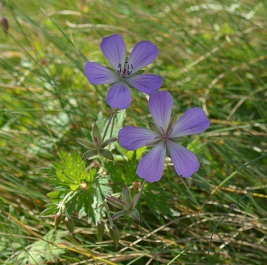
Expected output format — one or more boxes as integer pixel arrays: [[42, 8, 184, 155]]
[[13, 230, 66, 264]]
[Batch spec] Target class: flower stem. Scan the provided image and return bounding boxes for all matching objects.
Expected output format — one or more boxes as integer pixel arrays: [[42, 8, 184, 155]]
[[133, 180, 146, 207], [102, 110, 117, 142], [103, 200, 114, 226]]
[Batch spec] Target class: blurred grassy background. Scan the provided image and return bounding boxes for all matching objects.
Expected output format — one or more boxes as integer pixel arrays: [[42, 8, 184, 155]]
[[1, 0, 267, 264]]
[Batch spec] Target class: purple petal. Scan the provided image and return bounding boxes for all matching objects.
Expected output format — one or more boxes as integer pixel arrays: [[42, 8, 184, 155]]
[[166, 140, 200, 178], [85, 62, 119, 84], [119, 126, 159, 150], [106, 82, 132, 109], [169, 108, 210, 138], [100, 34, 126, 71], [128, 41, 158, 75], [149, 90, 173, 132], [137, 141, 166, 183], [126, 74, 163, 94]]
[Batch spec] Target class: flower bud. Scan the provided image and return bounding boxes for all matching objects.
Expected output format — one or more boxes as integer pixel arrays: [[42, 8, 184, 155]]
[[109, 224, 119, 247], [64, 216, 74, 234], [54, 212, 62, 228], [1, 17, 8, 35], [96, 221, 105, 241]]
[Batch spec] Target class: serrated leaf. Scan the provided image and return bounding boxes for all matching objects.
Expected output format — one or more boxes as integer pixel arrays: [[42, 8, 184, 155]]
[[13, 230, 66, 264], [69, 184, 80, 191], [47, 190, 61, 199]]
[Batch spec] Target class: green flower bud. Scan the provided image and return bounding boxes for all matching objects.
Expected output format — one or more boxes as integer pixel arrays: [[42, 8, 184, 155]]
[[64, 216, 74, 234], [96, 221, 105, 241], [54, 212, 62, 228], [109, 224, 119, 247], [1, 17, 8, 35]]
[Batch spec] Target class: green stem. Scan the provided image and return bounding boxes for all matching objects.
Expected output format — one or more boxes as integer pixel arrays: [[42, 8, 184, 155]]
[[103, 200, 114, 226], [102, 110, 117, 141], [133, 180, 146, 207]]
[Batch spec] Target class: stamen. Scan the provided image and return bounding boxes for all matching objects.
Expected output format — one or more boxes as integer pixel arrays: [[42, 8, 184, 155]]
[[117, 63, 122, 74]]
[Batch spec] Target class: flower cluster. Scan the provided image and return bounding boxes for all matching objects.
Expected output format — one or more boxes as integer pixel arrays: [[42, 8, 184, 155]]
[[85, 33, 210, 183]]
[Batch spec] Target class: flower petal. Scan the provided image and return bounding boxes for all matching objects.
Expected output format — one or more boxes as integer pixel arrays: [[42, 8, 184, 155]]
[[137, 141, 166, 183], [85, 62, 119, 84], [169, 107, 210, 138], [166, 140, 200, 178], [106, 82, 132, 109], [148, 90, 173, 132], [128, 41, 159, 75], [100, 34, 126, 72], [126, 74, 163, 94], [119, 126, 159, 150]]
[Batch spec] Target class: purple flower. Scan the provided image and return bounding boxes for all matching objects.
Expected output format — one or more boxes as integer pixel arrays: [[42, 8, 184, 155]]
[[118, 91, 210, 182], [85, 34, 163, 109]]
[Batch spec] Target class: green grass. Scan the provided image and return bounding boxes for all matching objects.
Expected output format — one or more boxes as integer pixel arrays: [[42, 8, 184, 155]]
[[1, 0, 267, 264]]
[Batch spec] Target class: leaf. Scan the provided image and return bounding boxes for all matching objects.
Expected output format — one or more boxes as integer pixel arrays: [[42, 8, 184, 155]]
[[104, 151, 139, 187], [12, 230, 66, 265], [142, 184, 180, 220]]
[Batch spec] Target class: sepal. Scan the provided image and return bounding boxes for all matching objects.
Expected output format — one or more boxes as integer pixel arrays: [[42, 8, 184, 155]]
[[99, 149, 114, 160], [64, 216, 74, 234], [102, 137, 118, 148], [129, 208, 141, 221], [106, 195, 125, 209], [82, 150, 98, 160], [109, 224, 120, 247], [76, 138, 95, 149], [92, 124, 102, 148]]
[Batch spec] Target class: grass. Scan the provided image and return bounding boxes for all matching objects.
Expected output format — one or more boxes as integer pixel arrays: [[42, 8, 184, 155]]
[[1, 0, 267, 264]]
